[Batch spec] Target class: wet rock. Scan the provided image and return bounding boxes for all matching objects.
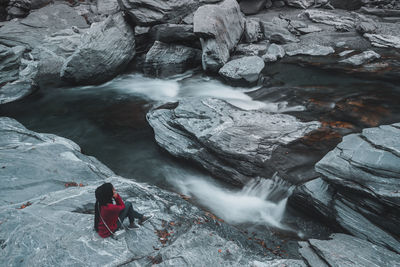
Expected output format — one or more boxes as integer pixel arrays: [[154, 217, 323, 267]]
[[194, 0, 245, 72], [0, 80, 35, 104], [61, 13, 135, 85], [218, 56, 265, 85], [118, 0, 221, 26], [262, 43, 285, 62], [143, 41, 201, 77], [244, 18, 263, 43], [96, 0, 120, 15], [339, 50, 380, 65], [31, 28, 83, 85], [239, 0, 267, 15], [334, 198, 400, 253], [5, 0, 30, 19], [289, 178, 335, 221], [364, 33, 400, 48], [299, 234, 400, 266], [329, 0, 362, 10], [304, 10, 355, 29], [338, 49, 354, 56], [0, 117, 274, 266], [265, 0, 273, 9], [316, 123, 400, 248], [0, 44, 24, 84], [147, 98, 320, 185], [284, 43, 335, 56], [356, 21, 377, 34], [295, 24, 323, 34], [148, 24, 199, 47], [0, 4, 88, 48], [285, 0, 313, 9], [261, 20, 299, 44], [235, 43, 269, 56]]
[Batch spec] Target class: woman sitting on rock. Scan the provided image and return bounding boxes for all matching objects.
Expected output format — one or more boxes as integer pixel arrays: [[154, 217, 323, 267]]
[[94, 183, 152, 238]]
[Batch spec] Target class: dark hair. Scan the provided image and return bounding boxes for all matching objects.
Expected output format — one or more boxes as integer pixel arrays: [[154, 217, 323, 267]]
[[94, 183, 114, 232]]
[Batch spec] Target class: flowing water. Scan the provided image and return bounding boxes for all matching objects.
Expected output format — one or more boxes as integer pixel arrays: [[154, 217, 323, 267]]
[[1, 64, 400, 235]]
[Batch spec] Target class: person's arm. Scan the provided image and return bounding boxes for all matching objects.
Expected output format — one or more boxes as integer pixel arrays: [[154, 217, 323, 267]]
[[113, 193, 125, 211]]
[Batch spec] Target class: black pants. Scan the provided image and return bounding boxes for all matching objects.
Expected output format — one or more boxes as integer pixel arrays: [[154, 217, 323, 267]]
[[117, 201, 143, 229]]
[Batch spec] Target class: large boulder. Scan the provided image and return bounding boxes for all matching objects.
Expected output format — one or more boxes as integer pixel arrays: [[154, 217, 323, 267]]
[[147, 98, 320, 185], [193, 0, 245, 72], [60, 13, 135, 85], [0, 116, 281, 266], [315, 123, 400, 252], [118, 0, 221, 26], [143, 41, 202, 77], [299, 234, 400, 267], [218, 56, 265, 85], [0, 4, 88, 49]]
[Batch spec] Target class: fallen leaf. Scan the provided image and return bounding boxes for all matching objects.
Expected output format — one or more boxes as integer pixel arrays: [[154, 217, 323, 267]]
[[18, 201, 32, 209], [218, 249, 222, 253]]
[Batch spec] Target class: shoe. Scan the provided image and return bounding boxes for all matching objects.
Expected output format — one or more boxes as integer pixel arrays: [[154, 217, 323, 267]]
[[138, 214, 154, 225], [127, 222, 140, 229]]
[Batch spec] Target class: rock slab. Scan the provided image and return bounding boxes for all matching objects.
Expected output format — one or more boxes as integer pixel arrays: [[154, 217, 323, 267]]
[[61, 13, 135, 85], [147, 98, 320, 185]]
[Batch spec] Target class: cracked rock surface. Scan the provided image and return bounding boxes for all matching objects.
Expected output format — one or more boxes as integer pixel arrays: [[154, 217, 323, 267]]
[[147, 98, 320, 185], [0, 116, 290, 266]]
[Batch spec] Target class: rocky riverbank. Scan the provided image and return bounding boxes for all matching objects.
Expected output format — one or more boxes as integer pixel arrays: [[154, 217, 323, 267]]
[[1, 0, 399, 266]]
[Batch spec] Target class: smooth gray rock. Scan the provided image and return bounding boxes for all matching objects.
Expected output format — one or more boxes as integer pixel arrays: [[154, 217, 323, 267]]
[[334, 199, 400, 253], [0, 80, 34, 104], [0, 117, 274, 266], [143, 41, 201, 77], [96, 0, 120, 15], [147, 98, 320, 185], [262, 43, 285, 62], [285, 0, 313, 9], [284, 43, 334, 56], [364, 33, 400, 48], [236, 43, 269, 56], [305, 10, 355, 29], [194, 0, 245, 72], [218, 56, 265, 85], [289, 178, 335, 220], [118, 0, 221, 26], [239, 0, 266, 15], [244, 18, 263, 43], [300, 234, 400, 267], [61, 13, 135, 85], [339, 50, 380, 66], [316, 123, 400, 206], [31, 28, 83, 85], [273, 0, 285, 7], [0, 4, 88, 49], [0, 44, 24, 84], [261, 20, 299, 44], [298, 241, 329, 267], [149, 23, 198, 46]]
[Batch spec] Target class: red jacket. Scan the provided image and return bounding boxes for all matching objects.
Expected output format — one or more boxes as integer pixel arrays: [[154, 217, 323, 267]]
[[98, 194, 125, 238]]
